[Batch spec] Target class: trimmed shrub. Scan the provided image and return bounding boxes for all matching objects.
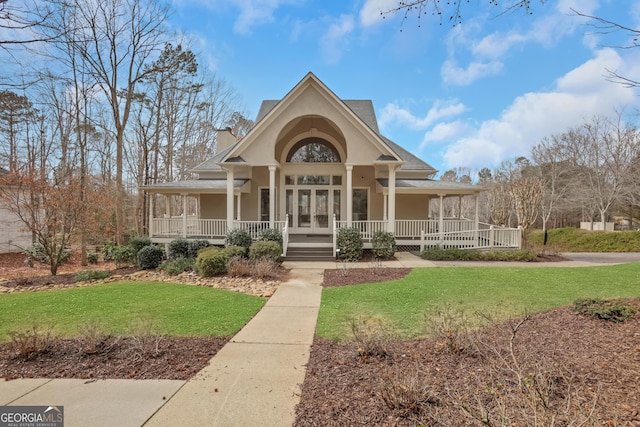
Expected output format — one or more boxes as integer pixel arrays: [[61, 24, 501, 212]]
[[225, 228, 252, 251], [258, 228, 283, 247], [86, 251, 100, 264], [111, 245, 136, 267], [137, 245, 165, 270], [188, 239, 210, 258], [372, 231, 396, 259], [421, 247, 473, 261], [249, 241, 282, 263], [160, 257, 195, 275], [168, 238, 190, 260], [336, 227, 363, 261], [421, 247, 537, 262], [101, 240, 117, 261], [168, 239, 210, 259], [74, 270, 111, 282], [196, 247, 227, 277], [222, 245, 248, 259], [127, 236, 152, 256], [572, 298, 637, 323]]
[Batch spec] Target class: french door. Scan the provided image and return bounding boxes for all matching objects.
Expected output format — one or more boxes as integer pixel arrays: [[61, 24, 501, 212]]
[[287, 188, 340, 233]]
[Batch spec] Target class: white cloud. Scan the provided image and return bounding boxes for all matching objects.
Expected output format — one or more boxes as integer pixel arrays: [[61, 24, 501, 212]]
[[441, 0, 601, 86], [359, 0, 399, 27], [181, 0, 299, 35], [379, 99, 466, 130], [319, 14, 355, 64], [441, 59, 503, 86], [420, 121, 469, 149], [442, 48, 639, 170]]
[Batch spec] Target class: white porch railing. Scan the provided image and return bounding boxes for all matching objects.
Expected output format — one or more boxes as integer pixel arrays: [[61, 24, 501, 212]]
[[149, 218, 286, 240], [420, 225, 522, 251], [150, 218, 228, 238], [233, 220, 286, 241]]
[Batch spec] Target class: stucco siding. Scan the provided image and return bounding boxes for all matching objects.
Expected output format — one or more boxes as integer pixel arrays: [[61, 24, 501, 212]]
[[396, 194, 430, 220], [238, 85, 389, 166], [0, 204, 31, 253], [200, 194, 227, 219]]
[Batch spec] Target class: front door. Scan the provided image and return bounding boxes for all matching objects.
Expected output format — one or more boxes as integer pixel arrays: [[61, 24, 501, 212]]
[[296, 188, 330, 233]]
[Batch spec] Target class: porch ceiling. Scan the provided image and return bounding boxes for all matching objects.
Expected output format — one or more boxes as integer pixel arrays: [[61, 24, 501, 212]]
[[376, 178, 482, 195], [142, 179, 249, 194]]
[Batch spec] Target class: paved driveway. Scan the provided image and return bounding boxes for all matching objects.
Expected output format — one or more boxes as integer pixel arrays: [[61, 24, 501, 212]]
[[561, 252, 640, 264]]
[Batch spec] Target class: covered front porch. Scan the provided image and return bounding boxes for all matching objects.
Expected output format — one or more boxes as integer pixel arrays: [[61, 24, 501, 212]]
[[148, 213, 522, 256]]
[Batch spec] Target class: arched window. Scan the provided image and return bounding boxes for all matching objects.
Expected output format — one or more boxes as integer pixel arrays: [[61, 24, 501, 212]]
[[287, 138, 341, 163]]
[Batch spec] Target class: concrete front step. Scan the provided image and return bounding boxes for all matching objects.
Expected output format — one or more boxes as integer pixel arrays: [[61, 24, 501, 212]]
[[285, 247, 335, 261]]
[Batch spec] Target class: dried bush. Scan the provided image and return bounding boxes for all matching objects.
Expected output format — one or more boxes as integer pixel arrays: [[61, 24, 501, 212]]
[[379, 366, 438, 419], [251, 258, 280, 279], [75, 321, 119, 356], [446, 316, 601, 426], [349, 315, 396, 358], [126, 317, 163, 363], [427, 305, 481, 356], [8, 324, 54, 360], [226, 256, 253, 277]]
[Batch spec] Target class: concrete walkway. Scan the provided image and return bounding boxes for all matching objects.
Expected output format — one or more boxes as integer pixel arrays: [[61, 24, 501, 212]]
[[1, 253, 637, 426], [144, 268, 323, 426]]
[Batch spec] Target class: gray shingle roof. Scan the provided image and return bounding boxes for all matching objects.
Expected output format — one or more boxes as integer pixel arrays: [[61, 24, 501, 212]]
[[142, 179, 248, 192], [254, 99, 436, 174], [377, 179, 480, 193]]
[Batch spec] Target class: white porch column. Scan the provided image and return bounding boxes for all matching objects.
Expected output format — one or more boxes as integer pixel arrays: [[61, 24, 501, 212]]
[[148, 194, 154, 237], [458, 196, 462, 219], [182, 195, 187, 238], [383, 192, 388, 221], [269, 165, 276, 228], [226, 166, 235, 230], [387, 164, 396, 233], [164, 194, 170, 217], [439, 194, 445, 242], [346, 163, 353, 226], [236, 192, 241, 220], [474, 194, 479, 229]]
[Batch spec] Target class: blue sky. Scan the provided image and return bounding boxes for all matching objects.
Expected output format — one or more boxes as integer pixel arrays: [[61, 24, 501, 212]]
[[31, 1, 640, 176]]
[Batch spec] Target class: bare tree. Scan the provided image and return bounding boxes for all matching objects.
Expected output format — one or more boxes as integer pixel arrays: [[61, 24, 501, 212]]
[[563, 115, 640, 229], [380, 0, 539, 27], [58, 0, 170, 243], [530, 135, 576, 232]]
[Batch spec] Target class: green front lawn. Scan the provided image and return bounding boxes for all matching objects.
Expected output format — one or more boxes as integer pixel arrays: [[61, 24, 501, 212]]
[[0, 281, 265, 342], [317, 263, 640, 340]]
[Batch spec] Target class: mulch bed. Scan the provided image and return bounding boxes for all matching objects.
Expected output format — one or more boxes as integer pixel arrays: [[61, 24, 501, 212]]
[[0, 337, 228, 381], [294, 301, 640, 426], [323, 267, 412, 287]]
